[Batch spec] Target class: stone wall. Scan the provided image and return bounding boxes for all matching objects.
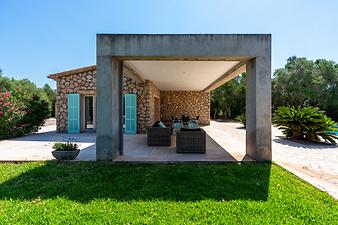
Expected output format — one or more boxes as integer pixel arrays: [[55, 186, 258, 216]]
[[123, 78, 160, 133], [147, 81, 161, 126], [55, 69, 96, 132], [160, 91, 210, 125], [52, 67, 210, 133], [53, 69, 160, 134]]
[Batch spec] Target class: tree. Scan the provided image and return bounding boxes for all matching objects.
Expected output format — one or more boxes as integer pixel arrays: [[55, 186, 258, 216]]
[[315, 59, 338, 120], [42, 83, 56, 117], [272, 57, 338, 121], [210, 73, 246, 120], [0, 73, 57, 117]]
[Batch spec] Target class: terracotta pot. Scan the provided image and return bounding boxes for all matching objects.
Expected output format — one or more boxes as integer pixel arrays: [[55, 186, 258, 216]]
[[52, 150, 80, 161]]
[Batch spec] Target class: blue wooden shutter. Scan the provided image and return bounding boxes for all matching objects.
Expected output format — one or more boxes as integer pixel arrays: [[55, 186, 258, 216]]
[[124, 94, 137, 134], [68, 93, 80, 134]]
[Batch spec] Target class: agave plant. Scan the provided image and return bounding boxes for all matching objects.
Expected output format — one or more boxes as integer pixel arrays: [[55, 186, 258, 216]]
[[272, 105, 338, 144]]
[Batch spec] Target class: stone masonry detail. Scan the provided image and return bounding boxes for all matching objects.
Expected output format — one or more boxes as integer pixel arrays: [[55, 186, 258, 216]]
[[160, 91, 210, 125], [52, 68, 161, 133], [123, 78, 160, 133], [54, 69, 96, 132]]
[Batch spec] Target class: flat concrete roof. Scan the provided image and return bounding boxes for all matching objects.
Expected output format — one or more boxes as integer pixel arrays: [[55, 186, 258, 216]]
[[124, 60, 240, 91], [47, 60, 244, 92], [49, 34, 270, 92]]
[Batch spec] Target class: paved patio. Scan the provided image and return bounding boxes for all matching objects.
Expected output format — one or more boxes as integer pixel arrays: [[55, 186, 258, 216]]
[[115, 134, 249, 162], [0, 124, 250, 163], [0, 120, 337, 199]]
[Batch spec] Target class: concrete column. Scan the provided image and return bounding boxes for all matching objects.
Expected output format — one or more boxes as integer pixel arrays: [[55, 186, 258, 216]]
[[96, 56, 123, 161], [246, 57, 272, 161]]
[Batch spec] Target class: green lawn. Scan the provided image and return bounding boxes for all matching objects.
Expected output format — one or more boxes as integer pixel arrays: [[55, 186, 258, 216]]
[[0, 162, 337, 224]]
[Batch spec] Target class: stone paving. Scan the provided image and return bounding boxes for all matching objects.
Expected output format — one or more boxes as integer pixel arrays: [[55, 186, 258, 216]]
[[0, 125, 249, 163], [0, 120, 337, 199], [114, 134, 250, 162], [0, 125, 96, 161]]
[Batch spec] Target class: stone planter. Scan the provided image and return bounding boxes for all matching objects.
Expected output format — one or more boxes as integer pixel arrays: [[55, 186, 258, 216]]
[[52, 150, 80, 161]]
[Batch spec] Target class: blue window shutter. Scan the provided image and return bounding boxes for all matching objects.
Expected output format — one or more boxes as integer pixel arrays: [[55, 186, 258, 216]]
[[124, 94, 137, 134], [68, 94, 80, 134]]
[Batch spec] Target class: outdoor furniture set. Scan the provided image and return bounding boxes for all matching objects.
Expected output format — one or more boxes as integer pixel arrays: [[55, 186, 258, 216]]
[[147, 114, 206, 154]]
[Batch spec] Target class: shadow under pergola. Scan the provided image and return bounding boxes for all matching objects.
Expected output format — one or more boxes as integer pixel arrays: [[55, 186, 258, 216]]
[[0, 161, 271, 203]]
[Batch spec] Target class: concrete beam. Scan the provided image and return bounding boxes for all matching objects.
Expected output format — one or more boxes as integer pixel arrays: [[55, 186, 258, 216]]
[[97, 34, 271, 59], [203, 62, 246, 92], [123, 62, 146, 83]]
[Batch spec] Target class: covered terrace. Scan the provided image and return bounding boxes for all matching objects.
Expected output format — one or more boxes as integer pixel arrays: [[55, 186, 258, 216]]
[[96, 34, 272, 162]]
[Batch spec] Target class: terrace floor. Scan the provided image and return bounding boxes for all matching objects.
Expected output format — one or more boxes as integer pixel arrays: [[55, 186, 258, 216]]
[[0, 121, 250, 163], [115, 134, 251, 162]]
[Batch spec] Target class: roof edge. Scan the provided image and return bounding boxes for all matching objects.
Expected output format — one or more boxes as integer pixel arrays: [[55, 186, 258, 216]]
[[48, 65, 96, 80]]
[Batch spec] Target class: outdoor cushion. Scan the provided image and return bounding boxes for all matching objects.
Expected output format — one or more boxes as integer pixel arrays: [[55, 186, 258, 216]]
[[173, 122, 183, 129], [158, 121, 166, 128], [188, 122, 199, 129], [153, 121, 166, 128]]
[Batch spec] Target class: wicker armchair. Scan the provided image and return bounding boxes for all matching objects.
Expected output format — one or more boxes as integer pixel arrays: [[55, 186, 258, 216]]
[[176, 129, 206, 153], [147, 127, 172, 146]]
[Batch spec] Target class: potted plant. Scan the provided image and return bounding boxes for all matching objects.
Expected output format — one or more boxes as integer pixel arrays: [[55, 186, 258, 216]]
[[52, 138, 80, 161]]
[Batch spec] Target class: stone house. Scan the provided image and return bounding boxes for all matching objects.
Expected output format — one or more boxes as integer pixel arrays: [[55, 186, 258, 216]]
[[48, 34, 272, 162], [48, 65, 210, 134]]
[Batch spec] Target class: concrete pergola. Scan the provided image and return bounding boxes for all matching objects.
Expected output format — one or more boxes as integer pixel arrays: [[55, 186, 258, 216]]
[[96, 34, 271, 162]]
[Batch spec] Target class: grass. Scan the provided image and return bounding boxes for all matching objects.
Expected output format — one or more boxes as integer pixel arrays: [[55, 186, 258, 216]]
[[0, 162, 337, 224]]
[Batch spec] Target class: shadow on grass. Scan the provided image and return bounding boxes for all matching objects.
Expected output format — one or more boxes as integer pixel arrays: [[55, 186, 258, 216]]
[[0, 162, 271, 202]]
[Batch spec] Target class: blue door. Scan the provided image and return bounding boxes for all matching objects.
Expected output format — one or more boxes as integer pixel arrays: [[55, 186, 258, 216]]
[[68, 93, 80, 134], [124, 94, 137, 134]]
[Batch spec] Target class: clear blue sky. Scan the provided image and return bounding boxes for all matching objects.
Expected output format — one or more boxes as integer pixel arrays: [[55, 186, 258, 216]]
[[1, 0, 337, 88]]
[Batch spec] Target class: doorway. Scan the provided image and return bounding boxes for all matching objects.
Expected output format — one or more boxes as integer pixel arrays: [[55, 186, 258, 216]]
[[85, 96, 94, 131]]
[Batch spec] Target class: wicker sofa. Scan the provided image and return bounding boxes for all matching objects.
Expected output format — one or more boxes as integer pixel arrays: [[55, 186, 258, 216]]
[[176, 128, 206, 153], [147, 127, 172, 146]]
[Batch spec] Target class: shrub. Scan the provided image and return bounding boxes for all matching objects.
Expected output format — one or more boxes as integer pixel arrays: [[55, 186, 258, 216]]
[[52, 138, 79, 151], [0, 75, 56, 118], [273, 105, 338, 144], [0, 91, 26, 137], [235, 114, 246, 127], [20, 95, 50, 134], [0, 91, 49, 138]]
